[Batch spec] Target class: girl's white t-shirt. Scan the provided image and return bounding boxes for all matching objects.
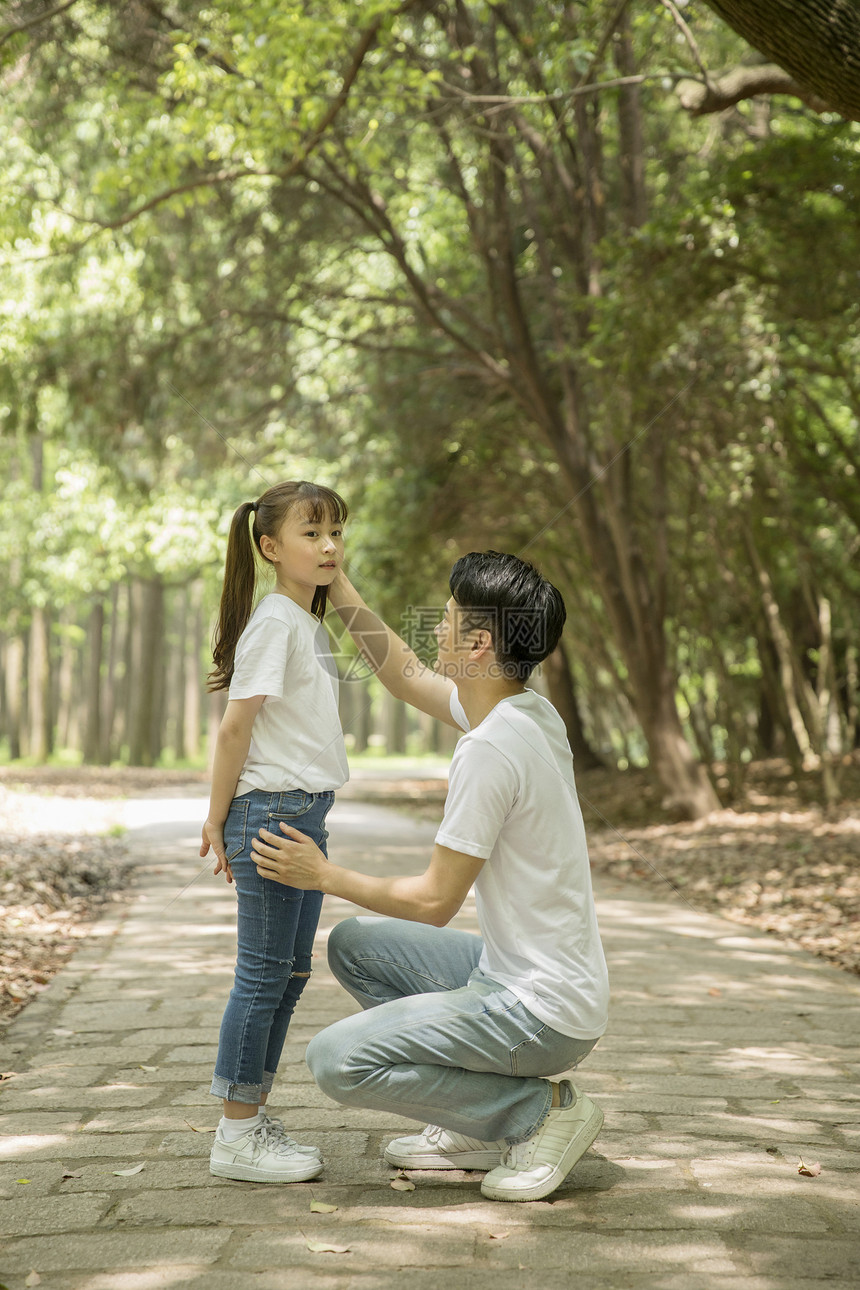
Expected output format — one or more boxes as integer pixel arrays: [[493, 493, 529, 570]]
[[436, 687, 609, 1041], [229, 593, 348, 795]]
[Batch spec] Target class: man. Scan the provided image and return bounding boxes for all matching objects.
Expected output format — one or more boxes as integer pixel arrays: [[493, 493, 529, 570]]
[[251, 551, 609, 1202]]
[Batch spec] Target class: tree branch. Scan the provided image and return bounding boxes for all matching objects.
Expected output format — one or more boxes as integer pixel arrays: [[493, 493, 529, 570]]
[[701, 0, 860, 122], [0, 0, 80, 48], [677, 63, 829, 115]]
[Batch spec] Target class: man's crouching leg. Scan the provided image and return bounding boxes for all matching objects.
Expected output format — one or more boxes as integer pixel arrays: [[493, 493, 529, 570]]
[[306, 1016, 365, 1108]]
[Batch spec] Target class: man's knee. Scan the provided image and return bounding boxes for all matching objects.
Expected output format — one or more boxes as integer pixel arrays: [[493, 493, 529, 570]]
[[326, 916, 357, 980], [327, 915, 383, 983], [306, 1022, 353, 1103]]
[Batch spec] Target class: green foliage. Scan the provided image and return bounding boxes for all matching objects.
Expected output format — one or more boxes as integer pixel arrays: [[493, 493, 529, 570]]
[[1, 0, 859, 793]]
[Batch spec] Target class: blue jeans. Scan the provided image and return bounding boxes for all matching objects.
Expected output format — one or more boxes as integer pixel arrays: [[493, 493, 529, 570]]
[[306, 916, 598, 1144], [210, 788, 334, 1104]]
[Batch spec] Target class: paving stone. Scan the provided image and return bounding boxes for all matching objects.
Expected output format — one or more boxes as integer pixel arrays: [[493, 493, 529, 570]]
[[0, 1132, 163, 1160], [0, 1112, 84, 1134], [0, 1227, 233, 1273], [0, 1190, 112, 1237], [1, 793, 858, 1290], [34, 1044, 164, 1066]]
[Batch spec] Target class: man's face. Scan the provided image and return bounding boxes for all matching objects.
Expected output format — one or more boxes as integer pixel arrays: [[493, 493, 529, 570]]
[[433, 597, 462, 677]]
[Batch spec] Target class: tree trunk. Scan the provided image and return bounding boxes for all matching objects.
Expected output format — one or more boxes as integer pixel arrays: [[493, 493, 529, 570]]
[[84, 600, 105, 763], [702, 0, 860, 122], [127, 577, 165, 766], [639, 677, 721, 819], [55, 608, 78, 751], [543, 643, 605, 770], [28, 608, 53, 762], [614, 11, 648, 229], [3, 634, 25, 760], [384, 689, 408, 756], [353, 681, 372, 754], [551, 433, 721, 817], [101, 583, 123, 763], [183, 580, 204, 761]]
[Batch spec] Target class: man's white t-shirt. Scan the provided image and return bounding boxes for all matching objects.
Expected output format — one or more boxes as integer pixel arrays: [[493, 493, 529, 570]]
[[436, 687, 609, 1040], [229, 593, 348, 795]]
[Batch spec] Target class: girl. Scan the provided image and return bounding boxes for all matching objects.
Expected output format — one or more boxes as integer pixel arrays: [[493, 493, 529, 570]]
[[200, 479, 349, 1183]]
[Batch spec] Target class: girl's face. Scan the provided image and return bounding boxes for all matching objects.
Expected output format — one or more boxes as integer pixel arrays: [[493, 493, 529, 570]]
[[262, 504, 345, 600]]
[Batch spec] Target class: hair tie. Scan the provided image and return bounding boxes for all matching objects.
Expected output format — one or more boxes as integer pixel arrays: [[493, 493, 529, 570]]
[[251, 501, 259, 512]]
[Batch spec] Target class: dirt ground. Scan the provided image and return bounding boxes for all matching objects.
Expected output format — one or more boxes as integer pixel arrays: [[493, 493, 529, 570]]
[[1, 757, 858, 1030]]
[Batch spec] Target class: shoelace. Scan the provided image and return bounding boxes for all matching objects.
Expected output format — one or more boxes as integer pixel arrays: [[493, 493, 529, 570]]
[[501, 1141, 528, 1169], [251, 1121, 312, 1157], [262, 1116, 308, 1151]]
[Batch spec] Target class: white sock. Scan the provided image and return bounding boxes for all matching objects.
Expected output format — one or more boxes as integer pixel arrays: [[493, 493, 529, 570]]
[[219, 1111, 264, 1141]]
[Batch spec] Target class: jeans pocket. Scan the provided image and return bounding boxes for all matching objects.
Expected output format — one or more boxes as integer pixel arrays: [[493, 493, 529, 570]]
[[272, 790, 314, 819], [223, 798, 250, 863], [510, 1026, 553, 1076]]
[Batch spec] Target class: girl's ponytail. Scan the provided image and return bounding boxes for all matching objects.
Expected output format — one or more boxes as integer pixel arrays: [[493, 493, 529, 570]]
[[208, 501, 259, 691]]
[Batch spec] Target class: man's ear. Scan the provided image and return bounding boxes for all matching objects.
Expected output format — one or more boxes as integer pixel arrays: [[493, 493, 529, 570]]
[[471, 629, 493, 659]]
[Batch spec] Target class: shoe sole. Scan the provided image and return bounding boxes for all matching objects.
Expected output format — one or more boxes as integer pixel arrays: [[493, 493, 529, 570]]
[[210, 1157, 323, 1183], [480, 1103, 604, 1202], [383, 1147, 501, 1171]]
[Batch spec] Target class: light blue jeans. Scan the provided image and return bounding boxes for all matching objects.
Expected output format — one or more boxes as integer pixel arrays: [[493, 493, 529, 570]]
[[306, 916, 598, 1144], [210, 788, 334, 1104]]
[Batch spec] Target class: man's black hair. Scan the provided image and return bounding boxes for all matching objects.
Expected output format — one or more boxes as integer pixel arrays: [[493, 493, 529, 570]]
[[449, 551, 566, 681]]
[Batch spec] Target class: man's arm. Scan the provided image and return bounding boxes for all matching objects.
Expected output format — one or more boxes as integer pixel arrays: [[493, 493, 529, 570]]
[[251, 823, 484, 926], [328, 571, 459, 727]]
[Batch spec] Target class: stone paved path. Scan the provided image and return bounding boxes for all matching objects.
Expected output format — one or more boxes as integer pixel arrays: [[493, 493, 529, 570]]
[[1, 793, 858, 1290]]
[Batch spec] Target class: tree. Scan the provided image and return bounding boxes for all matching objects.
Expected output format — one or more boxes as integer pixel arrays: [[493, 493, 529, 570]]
[[2, 0, 859, 815], [687, 1, 860, 121]]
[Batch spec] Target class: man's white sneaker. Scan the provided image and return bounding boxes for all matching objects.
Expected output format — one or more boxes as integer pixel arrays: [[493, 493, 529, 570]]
[[384, 1124, 505, 1171], [480, 1082, 603, 1202], [210, 1119, 323, 1183], [261, 1113, 322, 1158]]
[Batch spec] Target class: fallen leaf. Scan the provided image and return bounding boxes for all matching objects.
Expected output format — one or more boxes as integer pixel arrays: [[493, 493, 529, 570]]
[[25, 1274, 42, 1288], [390, 1178, 416, 1191], [798, 1158, 822, 1177], [707, 988, 721, 997], [184, 1120, 218, 1133], [16, 1178, 31, 1185], [112, 1163, 145, 1176], [61, 1169, 84, 1180], [138, 1065, 159, 1072], [305, 1240, 351, 1254], [488, 1230, 510, 1240], [310, 1200, 338, 1213], [0, 1071, 16, 1082]]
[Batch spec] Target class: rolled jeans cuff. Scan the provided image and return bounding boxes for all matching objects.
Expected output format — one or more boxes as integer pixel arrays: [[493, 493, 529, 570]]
[[210, 1070, 277, 1102]]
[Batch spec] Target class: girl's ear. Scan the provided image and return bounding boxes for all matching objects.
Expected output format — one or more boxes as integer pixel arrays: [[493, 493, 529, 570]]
[[259, 534, 278, 563]]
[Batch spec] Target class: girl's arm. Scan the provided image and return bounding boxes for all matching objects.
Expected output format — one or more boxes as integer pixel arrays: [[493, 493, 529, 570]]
[[328, 571, 459, 727], [200, 696, 265, 880], [252, 826, 485, 926]]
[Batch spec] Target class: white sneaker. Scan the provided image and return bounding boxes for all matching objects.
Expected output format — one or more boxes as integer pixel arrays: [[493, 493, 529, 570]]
[[210, 1119, 324, 1183], [481, 1082, 603, 1202], [384, 1124, 505, 1171], [261, 1113, 322, 1159]]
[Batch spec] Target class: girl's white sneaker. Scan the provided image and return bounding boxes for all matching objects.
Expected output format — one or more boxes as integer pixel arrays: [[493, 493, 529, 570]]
[[210, 1118, 323, 1183]]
